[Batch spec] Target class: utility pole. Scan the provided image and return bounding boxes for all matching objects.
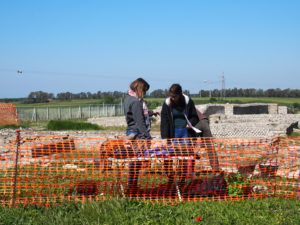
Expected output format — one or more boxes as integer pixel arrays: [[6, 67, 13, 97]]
[[221, 72, 225, 100]]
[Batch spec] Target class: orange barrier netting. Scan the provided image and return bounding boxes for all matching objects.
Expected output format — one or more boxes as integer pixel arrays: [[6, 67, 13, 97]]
[[0, 103, 19, 125], [0, 133, 299, 206]]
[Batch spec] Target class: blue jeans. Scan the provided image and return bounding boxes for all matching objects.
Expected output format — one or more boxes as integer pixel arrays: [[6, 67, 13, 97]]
[[174, 128, 194, 180], [174, 127, 188, 138], [174, 127, 189, 144], [126, 129, 139, 137], [173, 127, 190, 151]]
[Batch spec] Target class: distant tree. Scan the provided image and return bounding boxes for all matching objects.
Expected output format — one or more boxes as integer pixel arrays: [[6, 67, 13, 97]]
[[57, 92, 73, 100], [24, 88, 300, 104], [27, 91, 53, 103], [87, 92, 93, 99], [183, 90, 190, 96], [149, 89, 168, 98], [199, 90, 209, 97], [79, 92, 87, 99], [112, 91, 124, 98]]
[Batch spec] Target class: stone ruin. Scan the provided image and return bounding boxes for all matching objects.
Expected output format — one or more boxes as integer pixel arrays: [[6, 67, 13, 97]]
[[196, 103, 300, 137], [197, 103, 287, 116]]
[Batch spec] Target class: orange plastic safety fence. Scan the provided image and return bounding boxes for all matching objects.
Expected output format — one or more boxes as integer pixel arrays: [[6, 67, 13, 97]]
[[0, 103, 19, 125], [0, 134, 299, 206]]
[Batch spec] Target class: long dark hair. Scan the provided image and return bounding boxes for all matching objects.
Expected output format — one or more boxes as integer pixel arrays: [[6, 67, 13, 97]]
[[169, 83, 185, 109]]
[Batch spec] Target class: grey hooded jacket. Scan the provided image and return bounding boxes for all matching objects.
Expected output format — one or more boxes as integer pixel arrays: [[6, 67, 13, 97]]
[[123, 95, 150, 139]]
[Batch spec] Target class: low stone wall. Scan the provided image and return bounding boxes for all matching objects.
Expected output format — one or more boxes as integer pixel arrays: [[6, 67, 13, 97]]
[[233, 105, 268, 115], [196, 103, 284, 116]]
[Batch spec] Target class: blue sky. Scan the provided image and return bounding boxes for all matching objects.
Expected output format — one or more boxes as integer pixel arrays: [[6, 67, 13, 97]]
[[0, 0, 299, 98]]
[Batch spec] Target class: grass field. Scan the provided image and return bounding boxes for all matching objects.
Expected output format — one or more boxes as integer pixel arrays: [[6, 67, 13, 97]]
[[216, 97, 300, 105], [145, 97, 300, 111], [0, 198, 299, 225], [12, 97, 300, 114], [14, 97, 300, 107]]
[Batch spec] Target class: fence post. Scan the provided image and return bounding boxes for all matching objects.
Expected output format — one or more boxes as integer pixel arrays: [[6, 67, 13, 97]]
[[69, 107, 72, 119], [58, 107, 61, 120], [47, 107, 49, 120], [12, 129, 21, 206], [89, 105, 91, 118], [102, 103, 104, 117], [32, 107, 37, 121]]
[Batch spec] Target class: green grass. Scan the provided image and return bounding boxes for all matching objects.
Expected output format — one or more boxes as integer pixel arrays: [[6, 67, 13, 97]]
[[216, 97, 300, 105], [0, 121, 32, 129], [12, 97, 300, 113], [288, 132, 300, 137], [0, 198, 299, 225], [0, 124, 21, 129], [15, 97, 300, 107], [46, 120, 104, 131], [148, 97, 300, 111], [147, 97, 300, 104]]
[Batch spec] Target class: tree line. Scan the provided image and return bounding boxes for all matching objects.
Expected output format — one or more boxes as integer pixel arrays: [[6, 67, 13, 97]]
[[18, 88, 300, 103], [198, 88, 300, 98]]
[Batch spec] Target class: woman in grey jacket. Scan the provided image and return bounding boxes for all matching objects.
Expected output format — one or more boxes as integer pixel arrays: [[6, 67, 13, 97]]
[[123, 78, 158, 194], [123, 78, 151, 139]]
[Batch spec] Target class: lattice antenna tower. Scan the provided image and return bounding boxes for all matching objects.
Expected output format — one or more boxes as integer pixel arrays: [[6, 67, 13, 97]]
[[221, 72, 225, 100]]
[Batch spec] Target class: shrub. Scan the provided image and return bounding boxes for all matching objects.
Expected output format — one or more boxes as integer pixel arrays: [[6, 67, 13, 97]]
[[288, 132, 300, 137], [146, 101, 162, 110], [209, 97, 218, 103], [225, 173, 252, 196], [46, 120, 104, 131]]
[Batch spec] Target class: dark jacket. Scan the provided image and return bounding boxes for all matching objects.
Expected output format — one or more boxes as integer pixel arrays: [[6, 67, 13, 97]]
[[160, 94, 199, 139], [124, 95, 150, 138]]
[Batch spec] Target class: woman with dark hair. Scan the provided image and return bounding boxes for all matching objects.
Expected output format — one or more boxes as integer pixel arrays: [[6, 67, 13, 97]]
[[161, 84, 220, 185], [160, 83, 200, 185], [123, 78, 158, 194], [161, 84, 200, 140]]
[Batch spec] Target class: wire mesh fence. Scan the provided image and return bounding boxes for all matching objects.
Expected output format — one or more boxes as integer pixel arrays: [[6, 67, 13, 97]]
[[0, 132, 299, 206], [16, 104, 124, 121], [0, 103, 19, 125]]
